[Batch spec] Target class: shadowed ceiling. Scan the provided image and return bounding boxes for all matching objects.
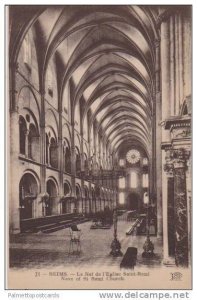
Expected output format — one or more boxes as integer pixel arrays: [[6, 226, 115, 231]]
[[10, 5, 165, 160]]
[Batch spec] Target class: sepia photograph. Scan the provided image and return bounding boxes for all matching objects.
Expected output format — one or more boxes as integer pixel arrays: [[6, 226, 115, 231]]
[[6, 4, 192, 289]]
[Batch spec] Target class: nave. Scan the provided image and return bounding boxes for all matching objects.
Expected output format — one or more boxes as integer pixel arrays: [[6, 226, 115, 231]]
[[10, 216, 162, 270], [8, 5, 192, 281]]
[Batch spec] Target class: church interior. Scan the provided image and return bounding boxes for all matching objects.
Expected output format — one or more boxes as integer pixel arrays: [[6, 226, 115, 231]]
[[8, 5, 192, 271]]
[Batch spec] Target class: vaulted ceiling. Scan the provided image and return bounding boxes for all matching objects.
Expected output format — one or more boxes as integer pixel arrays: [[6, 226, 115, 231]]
[[10, 5, 164, 159]]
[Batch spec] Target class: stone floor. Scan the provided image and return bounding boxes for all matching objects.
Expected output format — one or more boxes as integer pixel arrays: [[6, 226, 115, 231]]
[[9, 220, 163, 270]]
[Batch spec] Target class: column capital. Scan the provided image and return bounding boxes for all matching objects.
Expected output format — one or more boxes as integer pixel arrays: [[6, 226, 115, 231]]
[[164, 162, 174, 177], [171, 148, 190, 169], [164, 149, 173, 171], [156, 8, 174, 27], [164, 148, 190, 172]]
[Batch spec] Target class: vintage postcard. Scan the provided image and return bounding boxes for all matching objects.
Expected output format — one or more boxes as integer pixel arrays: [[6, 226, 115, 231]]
[[6, 5, 192, 289]]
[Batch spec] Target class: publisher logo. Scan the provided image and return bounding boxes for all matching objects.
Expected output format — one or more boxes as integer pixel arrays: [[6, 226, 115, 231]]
[[170, 272, 183, 281]]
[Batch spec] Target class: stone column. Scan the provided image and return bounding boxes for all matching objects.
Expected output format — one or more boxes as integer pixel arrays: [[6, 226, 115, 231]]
[[178, 14, 184, 105], [169, 15, 175, 115], [70, 122, 76, 201], [167, 174, 175, 258], [160, 19, 171, 242], [58, 110, 63, 215], [9, 63, 20, 233], [186, 155, 191, 266], [10, 109, 20, 233], [175, 14, 180, 115], [154, 38, 162, 236], [163, 150, 175, 264], [88, 182, 92, 213], [80, 135, 85, 214], [172, 149, 189, 267], [182, 10, 192, 100], [38, 90, 47, 217]]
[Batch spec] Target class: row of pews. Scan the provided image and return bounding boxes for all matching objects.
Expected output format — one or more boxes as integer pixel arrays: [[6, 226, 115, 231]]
[[20, 213, 90, 233]]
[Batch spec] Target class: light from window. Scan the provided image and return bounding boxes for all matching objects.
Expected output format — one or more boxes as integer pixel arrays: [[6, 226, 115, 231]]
[[47, 66, 53, 92], [143, 192, 149, 205], [119, 192, 125, 204], [142, 173, 149, 188], [24, 34, 31, 65], [74, 102, 81, 131], [143, 158, 148, 165], [130, 171, 137, 188], [119, 159, 124, 166], [119, 177, 125, 189]]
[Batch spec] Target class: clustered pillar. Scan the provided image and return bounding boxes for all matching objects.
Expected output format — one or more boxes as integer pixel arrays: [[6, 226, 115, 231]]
[[164, 148, 190, 267]]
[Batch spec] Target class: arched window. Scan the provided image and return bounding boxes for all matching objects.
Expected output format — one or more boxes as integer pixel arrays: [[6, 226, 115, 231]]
[[75, 147, 81, 174], [75, 185, 81, 213], [90, 128, 94, 147], [19, 116, 27, 155], [142, 174, 149, 188], [143, 158, 148, 166], [23, 34, 31, 65], [119, 192, 125, 205], [119, 159, 125, 167], [130, 171, 137, 188], [74, 102, 81, 132], [65, 146, 71, 173], [46, 65, 53, 97], [84, 153, 88, 171], [63, 82, 71, 121], [50, 137, 58, 168], [119, 177, 125, 189], [62, 182, 71, 214], [28, 123, 38, 160], [64, 182, 70, 196], [84, 186, 89, 214]]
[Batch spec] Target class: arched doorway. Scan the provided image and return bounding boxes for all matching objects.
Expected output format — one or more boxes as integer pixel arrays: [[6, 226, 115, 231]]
[[46, 179, 58, 216], [19, 173, 38, 220], [62, 182, 71, 214], [127, 192, 140, 211]]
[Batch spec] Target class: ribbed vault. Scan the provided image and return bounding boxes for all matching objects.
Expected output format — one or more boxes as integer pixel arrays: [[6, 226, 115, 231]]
[[10, 5, 162, 161]]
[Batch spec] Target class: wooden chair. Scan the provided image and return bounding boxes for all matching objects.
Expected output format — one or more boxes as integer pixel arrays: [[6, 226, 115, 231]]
[[68, 225, 82, 254]]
